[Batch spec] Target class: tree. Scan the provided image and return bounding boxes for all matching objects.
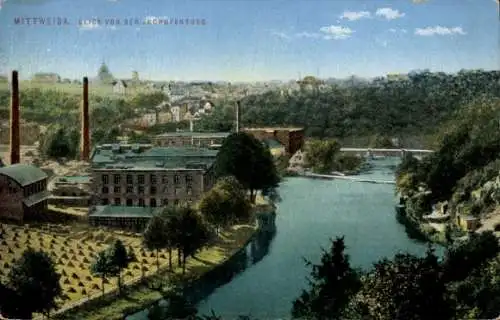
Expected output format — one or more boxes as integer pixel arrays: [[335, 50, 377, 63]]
[[147, 289, 198, 320], [199, 176, 251, 234], [304, 139, 341, 174], [214, 132, 280, 203], [175, 206, 211, 274], [90, 250, 113, 296], [38, 125, 80, 159], [143, 215, 169, 270], [97, 62, 114, 84], [107, 240, 134, 294], [0, 281, 26, 319], [292, 237, 361, 320], [7, 248, 62, 317], [353, 247, 453, 320]]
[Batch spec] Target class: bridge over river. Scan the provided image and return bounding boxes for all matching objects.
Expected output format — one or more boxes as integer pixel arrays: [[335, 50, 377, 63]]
[[339, 147, 434, 158]]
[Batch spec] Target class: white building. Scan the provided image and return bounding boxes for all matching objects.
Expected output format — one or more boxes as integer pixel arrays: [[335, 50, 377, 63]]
[[170, 106, 181, 122]]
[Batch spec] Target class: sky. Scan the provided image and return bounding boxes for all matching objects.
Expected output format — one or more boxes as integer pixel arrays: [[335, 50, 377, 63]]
[[0, 0, 498, 81]]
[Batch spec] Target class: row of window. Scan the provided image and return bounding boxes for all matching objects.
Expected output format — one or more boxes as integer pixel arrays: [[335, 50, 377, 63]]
[[101, 198, 180, 207], [101, 186, 193, 195], [102, 174, 193, 185], [23, 180, 47, 197]]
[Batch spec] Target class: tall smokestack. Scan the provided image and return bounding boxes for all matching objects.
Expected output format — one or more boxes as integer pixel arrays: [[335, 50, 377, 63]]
[[9, 70, 20, 165], [235, 100, 241, 133], [80, 77, 90, 161]]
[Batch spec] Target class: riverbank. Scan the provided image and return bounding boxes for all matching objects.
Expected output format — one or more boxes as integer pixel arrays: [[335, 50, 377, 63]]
[[53, 220, 261, 320], [395, 204, 450, 245]]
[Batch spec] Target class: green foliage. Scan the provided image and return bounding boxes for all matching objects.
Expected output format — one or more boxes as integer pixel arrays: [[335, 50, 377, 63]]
[[7, 248, 62, 317], [215, 132, 280, 202], [143, 215, 169, 270], [90, 249, 113, 295], [305, 139, 341, 174], [369, 134, 394, 148], [199, 176, 251, 233], [353, 247, 452, 320], [442, 231, 499, 283], [38, 124, 80, 159], [98, 62, 114, 84], [292, 237, 362, 319]]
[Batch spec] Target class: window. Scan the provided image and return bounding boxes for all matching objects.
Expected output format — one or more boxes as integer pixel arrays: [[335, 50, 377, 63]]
[[150, 186, 157, 195], [126, 186, 133, 193], [150, 174, 157, 185], [101, 198, 109, 205], [186, 175, 193, 185], [114, 186, 121, 193], [138, 175, 145, 184], [150, 198, 157, 207], [126, 199, 133, 206], [174, 199, 179, 206], [102, 186, 109, 194], [114, 198, 121, 205], [174, 175, 180, 185], [138, 198, 145, 207], [102, 175, 109, 185], [126, 174, 133, 184], [162, 199, 169, 206], [162, 175, 168, 184], [114, 174, 121, 185], [187, 187, 192, 195], [138, 186, 145, 194]]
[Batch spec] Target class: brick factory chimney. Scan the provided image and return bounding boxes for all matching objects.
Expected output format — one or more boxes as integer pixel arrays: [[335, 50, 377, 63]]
[[9, 70, 20, 164], [80, 77, 90, 161], [235, 100, 241, 133]]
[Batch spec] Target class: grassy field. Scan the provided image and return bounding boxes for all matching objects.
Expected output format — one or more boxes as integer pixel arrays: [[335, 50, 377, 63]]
[[0, 221, 171, 310]]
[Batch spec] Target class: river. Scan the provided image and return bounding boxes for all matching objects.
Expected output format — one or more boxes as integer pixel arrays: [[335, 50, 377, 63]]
[[128, 157, 440, 319]]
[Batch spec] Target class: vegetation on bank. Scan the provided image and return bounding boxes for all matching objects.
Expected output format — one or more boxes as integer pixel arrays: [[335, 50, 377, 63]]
[[145, 232, 500, 320], [304, 139, 366, 175], [395, 95, 500, 241]]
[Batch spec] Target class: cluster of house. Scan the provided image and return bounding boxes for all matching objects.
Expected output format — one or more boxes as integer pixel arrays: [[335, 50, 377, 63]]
[[0, 128, 305, 232]]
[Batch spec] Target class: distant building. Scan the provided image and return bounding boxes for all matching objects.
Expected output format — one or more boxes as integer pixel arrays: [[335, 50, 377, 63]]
[[242, 127, 305, 156], [288, 150, 306, 170], [153, 132, 231, 148], [0, 164, 50, 222], [112, 80, 128, 94], [170, 106, 181, 122], [32, 73, 61, 83], [157, 111, 173, 124], [89, 144, 218, 217], [48, 175, 91, 207]]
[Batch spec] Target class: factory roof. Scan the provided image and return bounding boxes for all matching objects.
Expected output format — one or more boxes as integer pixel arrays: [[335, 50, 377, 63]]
[[0, 164, 48, 187], [89, 205, 163, 218], [90, 145, 218, 170], [155, 131, 231, 138]]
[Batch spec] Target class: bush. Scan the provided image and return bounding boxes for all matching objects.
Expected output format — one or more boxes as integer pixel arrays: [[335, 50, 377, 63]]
[[494, 223, 500, 232]]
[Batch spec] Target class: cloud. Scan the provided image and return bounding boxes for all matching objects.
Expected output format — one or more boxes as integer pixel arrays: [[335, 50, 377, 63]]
[[388, 28, 407, 33], [412, 0, 429, 3], [295, 32, 321, 39], [319, 25, 354, 39], [375, 7, 405, 20], [271, 31, 292, 40], [415, 26, 466, 36], [339, 10, 371, 21]]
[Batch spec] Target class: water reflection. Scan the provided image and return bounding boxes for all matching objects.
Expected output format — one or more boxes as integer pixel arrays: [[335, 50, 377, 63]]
[[185, 221, 277, 305]]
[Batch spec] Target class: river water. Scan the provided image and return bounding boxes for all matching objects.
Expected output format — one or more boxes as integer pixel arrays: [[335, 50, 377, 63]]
[[129, 157, 438, 319]]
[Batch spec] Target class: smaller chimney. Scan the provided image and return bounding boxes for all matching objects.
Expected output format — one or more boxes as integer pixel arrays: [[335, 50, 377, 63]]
[[235, 101, 241, 133], [80, 77, 90, 161], [9, 70, 20, 165]]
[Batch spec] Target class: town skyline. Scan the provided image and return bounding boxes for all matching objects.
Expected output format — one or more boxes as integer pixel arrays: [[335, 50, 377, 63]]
[[0, 0, 498, 82]]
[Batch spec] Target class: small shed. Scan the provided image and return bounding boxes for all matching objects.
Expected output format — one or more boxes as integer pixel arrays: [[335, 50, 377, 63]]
[[457, 215, 480, 232]]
